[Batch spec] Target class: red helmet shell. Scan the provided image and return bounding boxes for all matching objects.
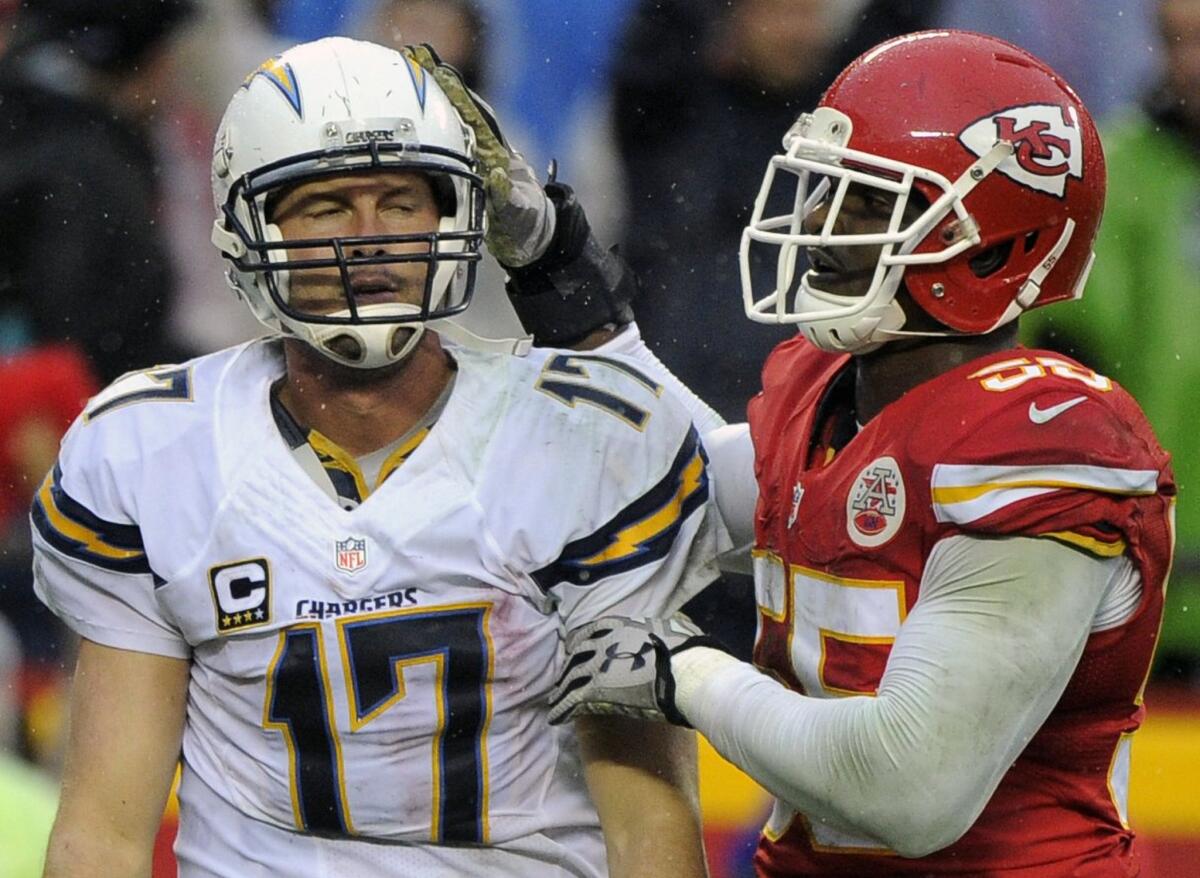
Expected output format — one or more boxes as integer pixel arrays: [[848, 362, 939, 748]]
[[819, 30, 1106, 333]]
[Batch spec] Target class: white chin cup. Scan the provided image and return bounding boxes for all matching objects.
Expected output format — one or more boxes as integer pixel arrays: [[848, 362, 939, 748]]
[[794, 272, 908, 354], [286, 302, 427, 369]]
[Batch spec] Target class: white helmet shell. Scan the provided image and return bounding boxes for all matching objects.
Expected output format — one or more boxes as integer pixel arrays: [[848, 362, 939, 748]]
[[211, 37, 485, 369]]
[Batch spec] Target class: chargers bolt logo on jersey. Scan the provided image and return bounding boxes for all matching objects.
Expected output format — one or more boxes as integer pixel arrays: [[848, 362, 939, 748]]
[[335, 537, 368, 574], [959, 104, 1083, 197], [209, 559, 272, 633], [846, 457, 906, 547]]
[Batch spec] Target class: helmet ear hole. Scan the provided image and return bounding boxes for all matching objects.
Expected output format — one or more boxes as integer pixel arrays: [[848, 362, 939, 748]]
[[968, 239, 1015, 279], [1023, 230, 1040, 253]]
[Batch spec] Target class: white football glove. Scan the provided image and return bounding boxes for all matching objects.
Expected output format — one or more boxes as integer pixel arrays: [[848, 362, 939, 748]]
[[403, 43, 555, 268], [547, 614, 720, 726]]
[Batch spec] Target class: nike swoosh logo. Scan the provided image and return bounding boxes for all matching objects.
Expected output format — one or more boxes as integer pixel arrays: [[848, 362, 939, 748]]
[[1028, 395, 1088, 424]]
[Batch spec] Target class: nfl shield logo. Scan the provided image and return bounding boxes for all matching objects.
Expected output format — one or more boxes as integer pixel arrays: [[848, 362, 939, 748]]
[[335, 537, 368, 574]]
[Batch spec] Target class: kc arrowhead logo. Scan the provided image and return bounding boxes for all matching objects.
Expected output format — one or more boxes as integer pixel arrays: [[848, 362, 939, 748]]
[[960, 104, 1083, 198]]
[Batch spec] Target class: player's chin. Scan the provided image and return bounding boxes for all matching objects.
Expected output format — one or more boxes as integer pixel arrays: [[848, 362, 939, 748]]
[[311, 328, 422, 379]]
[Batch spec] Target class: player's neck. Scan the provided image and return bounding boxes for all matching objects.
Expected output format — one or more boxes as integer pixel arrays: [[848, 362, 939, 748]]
[[854, 326, 1019, 424], [277, 333, 454, 457]]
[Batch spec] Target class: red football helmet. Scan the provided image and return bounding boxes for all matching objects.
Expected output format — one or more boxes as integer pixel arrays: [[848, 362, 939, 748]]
[[740, 30, 1106, 353]]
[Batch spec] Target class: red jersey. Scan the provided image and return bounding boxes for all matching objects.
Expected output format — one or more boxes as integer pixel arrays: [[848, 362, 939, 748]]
[[0, 344, 96, 527], [747, 338, 1175, 877]]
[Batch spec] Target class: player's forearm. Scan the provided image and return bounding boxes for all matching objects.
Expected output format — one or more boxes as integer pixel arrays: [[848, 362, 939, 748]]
[[43, 762, 172, 878], [43, 801, 160, 878], [674, 653, 960, 856], [674, 536, 1118, 857], [578, 715, 709, 878], [43, 820, 155, 878], [44, 641, 188, 877]]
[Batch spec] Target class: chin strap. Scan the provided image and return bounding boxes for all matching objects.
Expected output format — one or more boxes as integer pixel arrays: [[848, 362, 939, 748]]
[[430, 318, 533, 356], [951, 140, 1015, 198], [987, 217, 1076, 332]]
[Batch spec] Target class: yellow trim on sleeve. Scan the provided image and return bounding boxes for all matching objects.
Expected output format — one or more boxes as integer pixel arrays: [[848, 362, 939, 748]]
[[1041, 530, 1127, 558], [578, 450, 705, 565], [36, 473, 144, 561], [932, 479, 1153, 505]]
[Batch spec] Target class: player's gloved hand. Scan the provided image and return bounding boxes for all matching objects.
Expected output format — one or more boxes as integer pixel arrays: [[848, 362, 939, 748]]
[[548, 614, 721, 726], [402, 43, 554, 267]]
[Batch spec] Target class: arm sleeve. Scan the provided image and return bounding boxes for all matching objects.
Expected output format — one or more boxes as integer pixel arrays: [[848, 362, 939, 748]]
[[546, 425, 731, 629], [671, 534, 1125, 857], [701, 423, 757, 570]]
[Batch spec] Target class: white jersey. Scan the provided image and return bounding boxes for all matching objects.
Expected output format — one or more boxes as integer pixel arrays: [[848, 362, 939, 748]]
[[32, 338, 727, 877]]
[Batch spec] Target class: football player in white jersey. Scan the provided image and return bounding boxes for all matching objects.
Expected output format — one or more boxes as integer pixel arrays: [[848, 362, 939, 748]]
[[33, 38, 729, 877]]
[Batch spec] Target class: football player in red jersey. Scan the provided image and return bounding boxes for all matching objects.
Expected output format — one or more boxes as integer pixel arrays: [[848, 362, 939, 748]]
[[548, 30, 1177, 877]]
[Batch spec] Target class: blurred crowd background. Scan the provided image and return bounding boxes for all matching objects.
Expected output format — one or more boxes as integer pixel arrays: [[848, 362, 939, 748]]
[[0, 1, 1197, 875]]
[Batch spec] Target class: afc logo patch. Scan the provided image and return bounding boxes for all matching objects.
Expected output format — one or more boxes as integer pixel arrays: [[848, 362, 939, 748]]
[[846, 456, 906, 548], [335, 537, 368, 574], [209, 558, 271, 634], [959, 103, 1084, 198]]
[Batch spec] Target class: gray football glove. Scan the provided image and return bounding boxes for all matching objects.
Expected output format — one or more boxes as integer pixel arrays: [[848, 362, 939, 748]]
[[547, 614, 721, 726], [403, 43, 554, 267]]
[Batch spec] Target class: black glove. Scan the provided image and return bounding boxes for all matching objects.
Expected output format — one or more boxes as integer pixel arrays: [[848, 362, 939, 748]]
[[504, 182, 638, 347]]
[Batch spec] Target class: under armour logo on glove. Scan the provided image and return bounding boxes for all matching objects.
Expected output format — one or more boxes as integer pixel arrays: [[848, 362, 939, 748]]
[[601, 640, 655, 673], [548, 614, 722, 727]]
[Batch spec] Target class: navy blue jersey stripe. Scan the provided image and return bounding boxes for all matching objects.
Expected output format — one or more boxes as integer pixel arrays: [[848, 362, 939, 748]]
[[45, 464, 145, 551], [31, 494, 154, 576]]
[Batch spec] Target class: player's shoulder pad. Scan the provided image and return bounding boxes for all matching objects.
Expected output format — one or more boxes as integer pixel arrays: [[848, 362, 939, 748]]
[[50, 344, 256, 528], [913, 349, 1170, 535], [751, 337, 848, 443], [67, 345, 248, 469], [469, 347, 710, 586], [501, 346, 697, 450], [915, 350, 1166, 467]]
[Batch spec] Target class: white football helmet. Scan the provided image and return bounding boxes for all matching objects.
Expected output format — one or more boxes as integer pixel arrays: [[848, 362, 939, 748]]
[[211, 37, 486, 368]]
